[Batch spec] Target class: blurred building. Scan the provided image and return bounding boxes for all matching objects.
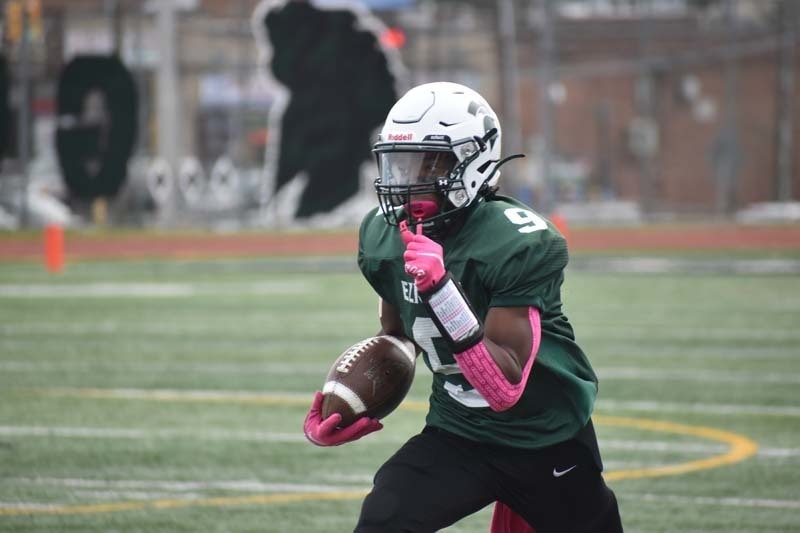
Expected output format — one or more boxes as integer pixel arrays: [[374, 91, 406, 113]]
[[516, 0, 800, 218], [1, 0, 798, 226], [398, 0, 800, 218]]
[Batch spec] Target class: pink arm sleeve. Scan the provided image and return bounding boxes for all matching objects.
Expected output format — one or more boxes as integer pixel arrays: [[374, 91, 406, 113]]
[[453, 307, 541, 412]]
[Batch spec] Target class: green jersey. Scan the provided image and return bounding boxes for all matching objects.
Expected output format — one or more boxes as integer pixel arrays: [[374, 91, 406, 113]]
[[358, 195, 598, 449]]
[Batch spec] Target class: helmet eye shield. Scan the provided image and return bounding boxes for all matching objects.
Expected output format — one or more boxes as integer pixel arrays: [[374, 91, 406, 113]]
[[377, 150, 458, 187]]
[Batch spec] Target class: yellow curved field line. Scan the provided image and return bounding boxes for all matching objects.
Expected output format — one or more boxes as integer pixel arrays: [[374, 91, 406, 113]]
[[593, 415, 759, 481], [0, 391, 759, 517]]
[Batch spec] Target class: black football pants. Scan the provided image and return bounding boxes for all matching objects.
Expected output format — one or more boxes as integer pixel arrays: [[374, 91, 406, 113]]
[[354, 423, 623, 533]]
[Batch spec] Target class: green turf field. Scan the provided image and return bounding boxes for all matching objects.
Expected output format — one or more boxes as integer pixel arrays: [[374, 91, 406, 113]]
[[0, 256, 798, 532]]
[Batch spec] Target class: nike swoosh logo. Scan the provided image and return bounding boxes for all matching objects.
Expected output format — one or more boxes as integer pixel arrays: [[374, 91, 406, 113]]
[[552, 465, 578, 478]]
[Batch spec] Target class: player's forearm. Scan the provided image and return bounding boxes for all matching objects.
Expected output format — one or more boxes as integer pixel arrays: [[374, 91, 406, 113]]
[[399, 222, 540, 410], [376, 298, 420, 357], [418, 273, 540, 411], [480, 337, 524, 384], [453, 308, 541, 412]]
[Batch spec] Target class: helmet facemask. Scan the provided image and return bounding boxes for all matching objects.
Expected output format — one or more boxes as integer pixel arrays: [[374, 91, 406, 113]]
[[373, 141, 483, 234]]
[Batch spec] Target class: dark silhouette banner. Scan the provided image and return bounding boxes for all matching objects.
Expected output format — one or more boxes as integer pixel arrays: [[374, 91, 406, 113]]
[[254, 0, 399, 219], [56, 55, 138, 199]]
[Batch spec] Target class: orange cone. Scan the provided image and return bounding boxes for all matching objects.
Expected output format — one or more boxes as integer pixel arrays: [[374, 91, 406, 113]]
[[44, 224, 64, 274]]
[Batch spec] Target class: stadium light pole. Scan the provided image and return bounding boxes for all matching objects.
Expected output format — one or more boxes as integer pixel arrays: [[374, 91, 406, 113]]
[[134, 2, 149, 156], [714, 0, 742, 215], [17, 0, 30, 226], [155, 0, 180, 220], [536, 0, 556, 213], [775, 0, 796, 202], [108, 0, 122, 56], [497, 0, 523, 193], [634, 1, 658, 218]]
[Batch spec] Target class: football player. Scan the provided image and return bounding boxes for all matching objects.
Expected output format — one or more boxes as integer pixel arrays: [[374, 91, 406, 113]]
[[304, 82, 623, 532]]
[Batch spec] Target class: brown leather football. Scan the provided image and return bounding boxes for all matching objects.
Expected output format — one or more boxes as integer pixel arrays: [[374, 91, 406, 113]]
[[321, 335, 416, 428]]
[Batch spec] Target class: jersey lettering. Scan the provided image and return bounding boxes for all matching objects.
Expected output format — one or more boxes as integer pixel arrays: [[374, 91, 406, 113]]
[[412, 316, 488, 408], [401, 280, 420, 304], [503, 208, 548, 234], [412, 317, 458, 374], [443, 381, 490, 408]]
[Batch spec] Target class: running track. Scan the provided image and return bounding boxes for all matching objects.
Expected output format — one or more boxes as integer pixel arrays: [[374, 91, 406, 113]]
[[0, 224, 798, 261]]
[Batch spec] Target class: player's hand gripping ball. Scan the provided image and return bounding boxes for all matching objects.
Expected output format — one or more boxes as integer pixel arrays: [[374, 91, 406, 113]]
[[303, 391, 382, 446], [304, 336, 416, 446]]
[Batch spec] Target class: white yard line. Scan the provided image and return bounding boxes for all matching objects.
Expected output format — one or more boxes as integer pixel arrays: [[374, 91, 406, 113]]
[[0, 281, 311, 298], [620, 492, 800, 510], [597, 399, 800, 417], [10, 386, 800, 418], [588, 345, 800, 360], [6, 384, 800, 417], [2, 360, 798, 384], [0, 360, 327, 375], [571, 257, 800, 275], [595, 367, 800, 385], [23, 387, 312, 403], [11, 477, 359, 494], [0, 480, 365, 512], [0, 502, 63, 511], [600, 439, 726, 454], [0, 283, 195, 298], [4, 478, 798, 513], [578, 326, 800, 341], [0, 425, 798, 460], [70, 490, 205, 501], [578, 301, 800, 314], [0, 314, 364, 336], [3, 321, 798, 340], [600, 440, 800, 458], [0, 425, 307, 442]]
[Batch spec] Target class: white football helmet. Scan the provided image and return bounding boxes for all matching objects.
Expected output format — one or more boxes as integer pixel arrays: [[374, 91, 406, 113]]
[[373, 82, 507, 233]]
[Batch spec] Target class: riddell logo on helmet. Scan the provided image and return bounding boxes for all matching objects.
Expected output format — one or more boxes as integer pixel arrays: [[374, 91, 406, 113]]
[[388, 133, 414, 141]]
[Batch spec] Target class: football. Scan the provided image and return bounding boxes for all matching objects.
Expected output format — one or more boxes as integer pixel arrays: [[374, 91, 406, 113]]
[[321, 335, 417, 428]]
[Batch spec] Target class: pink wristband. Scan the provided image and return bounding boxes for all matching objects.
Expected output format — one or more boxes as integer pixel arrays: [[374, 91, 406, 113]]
[[454, 307, 541, 412]]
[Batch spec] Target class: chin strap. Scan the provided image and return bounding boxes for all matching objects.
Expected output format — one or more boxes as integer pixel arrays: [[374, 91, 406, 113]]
[[482, 153, 525, 192], [491, 153, 525, 175], [496, 153, 526, 167]]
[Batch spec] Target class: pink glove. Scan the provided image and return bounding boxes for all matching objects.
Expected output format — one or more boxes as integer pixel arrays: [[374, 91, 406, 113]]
[[303, 391, 383, 446], [400, 221, 446, 293]]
